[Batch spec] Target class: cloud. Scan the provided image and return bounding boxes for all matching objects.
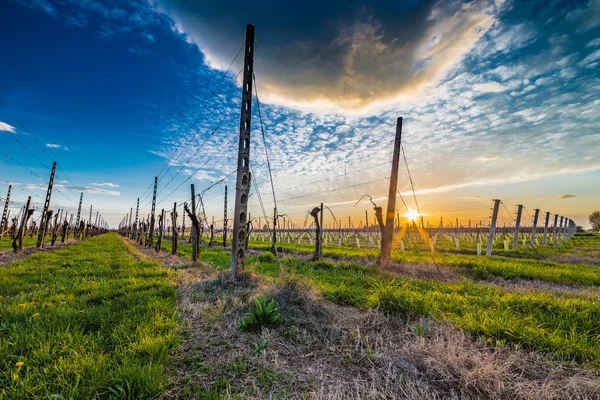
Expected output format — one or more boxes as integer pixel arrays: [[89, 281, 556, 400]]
[[0, 121, 16, 133], [475, 155, 502, 161], [45, 143, 68, 150], [14, 182, 120, 196], [91, 182, 120, 188], [151, 0, 501, 113], [463, 196, 483, 199], [557, 194, 576, 200]]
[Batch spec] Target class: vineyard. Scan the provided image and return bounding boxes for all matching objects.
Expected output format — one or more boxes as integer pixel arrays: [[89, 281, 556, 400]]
[[1, 18, 600, 400]]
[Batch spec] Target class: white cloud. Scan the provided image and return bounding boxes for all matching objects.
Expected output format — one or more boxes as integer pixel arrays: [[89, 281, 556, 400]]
[[475, 155, 502, 161], [557, 194, 576, 200], [45, 143, 68, 151], [0, 121, 16, 133], [91, 182, 120, 188]]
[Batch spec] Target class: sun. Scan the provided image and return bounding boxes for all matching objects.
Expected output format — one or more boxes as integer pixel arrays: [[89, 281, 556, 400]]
[[404, 209, 420, 222]]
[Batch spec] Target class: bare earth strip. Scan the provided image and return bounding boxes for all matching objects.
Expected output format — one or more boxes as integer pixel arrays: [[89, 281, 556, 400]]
[[125, 238, 600, 400]]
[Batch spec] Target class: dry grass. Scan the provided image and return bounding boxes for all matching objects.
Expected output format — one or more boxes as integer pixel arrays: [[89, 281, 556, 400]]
[[134, 243, 600, 399]]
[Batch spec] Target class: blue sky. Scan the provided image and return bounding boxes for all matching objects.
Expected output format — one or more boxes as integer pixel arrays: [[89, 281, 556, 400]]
[[1, 0, 599, 229]]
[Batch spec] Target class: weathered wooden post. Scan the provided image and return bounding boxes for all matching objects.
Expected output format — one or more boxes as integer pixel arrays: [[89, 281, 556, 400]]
[[223, 185, 228, 247], [133, 198, 139, 241], [542, 211, 550, 245], [530, 209, 539, 247], [13, 197, 33, 252], [319, 203, 324, 257], [231, 24, 255, 279], [86, 205, 92, 238], [0, 185, 11, 240], [310, 206, 321, 261], [172, 202, 178, 255], [155, 209, 164, 252], [36, 161, 57, 248], [191, 184, 198, 261], [270, 207, 277, 256], [486, 199, 501, 256], [551, 214, 559, 244], [512, 205, 523, 250], [557, 216, 564, 243], [379, 117, 402, 267], [147, 176, 158, 247]]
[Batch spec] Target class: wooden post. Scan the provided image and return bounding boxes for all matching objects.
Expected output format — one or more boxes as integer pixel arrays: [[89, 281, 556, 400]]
[[133, 198, 139, 241], [270, 207, 277, 256], [530, 209, 539, 246], [231, 24, 255, 278], [551, 214, 559, 244], [36, 161, 57, 248], [223, 185, 228, 247], [191, 184, 198, 261], [486, 199, 500, 256], [172, 202, 178, 255], [147, 176, 158, 247], [14, 197, 32, 252], [512, 205, 523, 250], [379, 117, 402, 267], [0, 184, 11, 240], [319, 203, 324, 257]]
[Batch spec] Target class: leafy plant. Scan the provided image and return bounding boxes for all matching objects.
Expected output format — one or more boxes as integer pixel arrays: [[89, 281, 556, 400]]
[[238, 296, 282, 331], [254, 338, 269, 356], [410, 320, 429, 337], [257, 252, 277, 263]]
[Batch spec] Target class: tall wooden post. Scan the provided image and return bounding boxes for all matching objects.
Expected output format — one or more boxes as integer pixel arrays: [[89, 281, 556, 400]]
[[270, 207, 277, 255], [191, 184, 198, 261], [133, 198, 139, 240], [231, 24, 255, 278], [1, 184, 11, 240], [172, 202, 178, 255], [379, 117, 402, 267], [319, 203, 324, 257], [512, 205, 523, 250], [551, 214, 559, 244], [530, 209, 539, 246], [36, 161, 57, 248], [542, 211, 550, 245], [223, 185, 228, 247], [74, 193, 83, 238], [365, 209, 368, 234], [87, 205, 93, 238], [156, 209, 164, 252], [148, 176, 158, 247], [486, 199, 500, 256]]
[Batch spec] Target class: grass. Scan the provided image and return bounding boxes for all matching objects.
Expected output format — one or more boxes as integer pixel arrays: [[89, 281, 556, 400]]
[[0, 233, 179, 399], [0, 235, 54, 251], [159, 235, 600, 367]]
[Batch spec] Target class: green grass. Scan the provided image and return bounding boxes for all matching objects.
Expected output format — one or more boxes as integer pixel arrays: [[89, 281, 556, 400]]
[[0, 235, 55, 251], [0, 233, 179, 399], [163, 234, 600, 288], [160, 237, 600, 367]]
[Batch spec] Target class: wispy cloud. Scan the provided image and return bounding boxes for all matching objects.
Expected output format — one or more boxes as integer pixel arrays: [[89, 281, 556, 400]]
[[45, 143, 68, 150], [15, 182, 120, 196], [475, 155, 502, 162], [557, 194, 576, 200], [91, 182, 120, 188], [0, 121, 16, 133]]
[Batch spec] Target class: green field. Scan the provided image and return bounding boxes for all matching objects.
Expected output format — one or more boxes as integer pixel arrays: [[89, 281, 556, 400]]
[[0, 234, 178, 399], [1, 232, 599, 398]]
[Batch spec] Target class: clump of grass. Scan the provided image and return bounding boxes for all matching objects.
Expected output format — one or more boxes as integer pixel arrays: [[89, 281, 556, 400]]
[[257, 252, 277, 263], [238, 296, 282, 331], [366, 279, 409, 314]]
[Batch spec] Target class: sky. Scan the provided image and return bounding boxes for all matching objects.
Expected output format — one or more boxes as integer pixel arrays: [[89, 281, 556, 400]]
[[0, 0, 599, 229]]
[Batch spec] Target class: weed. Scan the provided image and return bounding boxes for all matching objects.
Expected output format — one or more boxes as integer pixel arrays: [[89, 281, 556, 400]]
[[238, 296, 282, 331], [254, 338, 269, 356]]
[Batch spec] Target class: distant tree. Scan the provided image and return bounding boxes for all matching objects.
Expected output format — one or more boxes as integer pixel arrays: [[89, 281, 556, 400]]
[[577, 225, 585, 232], [589, 211, 600, 231]]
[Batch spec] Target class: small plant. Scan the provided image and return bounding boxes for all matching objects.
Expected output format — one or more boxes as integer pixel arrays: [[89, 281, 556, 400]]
[[409, 320, 429, 337], [238, 296, 282, 331], [254, 338, 269, 356], [257, 252, 277, 263], [473, 265, 490, 279]]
